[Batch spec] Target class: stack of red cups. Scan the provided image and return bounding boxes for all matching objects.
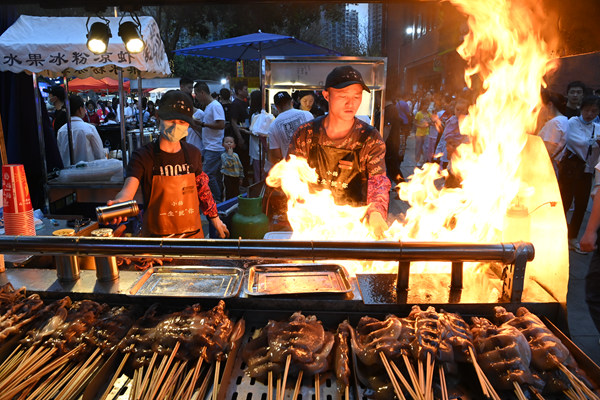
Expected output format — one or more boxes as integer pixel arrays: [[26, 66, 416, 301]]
[[3, 164, 36, 236]]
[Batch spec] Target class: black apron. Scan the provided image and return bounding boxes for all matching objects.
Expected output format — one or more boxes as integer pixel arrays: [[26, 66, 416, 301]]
[[307, 116, 369, 207]]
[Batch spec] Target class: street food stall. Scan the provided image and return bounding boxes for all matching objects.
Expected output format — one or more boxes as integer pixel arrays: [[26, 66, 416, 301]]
[[0, 15, 171, 212], [0, 0, 596, 398]]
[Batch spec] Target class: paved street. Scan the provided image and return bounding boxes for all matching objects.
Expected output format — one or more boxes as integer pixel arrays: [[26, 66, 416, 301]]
[[392, 134, 600, 366]]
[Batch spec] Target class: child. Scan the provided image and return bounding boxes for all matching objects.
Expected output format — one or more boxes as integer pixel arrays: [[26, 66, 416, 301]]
[[221, 135, 244, 200]]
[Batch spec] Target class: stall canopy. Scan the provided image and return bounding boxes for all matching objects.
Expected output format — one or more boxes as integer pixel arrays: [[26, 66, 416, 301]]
[[66, 77, 130, 93], [174, 31, 342, 61], [0, 15, 171, 79]]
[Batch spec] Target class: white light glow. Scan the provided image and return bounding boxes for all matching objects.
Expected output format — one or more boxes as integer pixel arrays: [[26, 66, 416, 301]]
[[405, 27, 414, 35]]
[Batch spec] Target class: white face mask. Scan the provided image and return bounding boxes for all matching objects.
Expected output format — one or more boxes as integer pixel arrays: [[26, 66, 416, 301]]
[[161, 120, 189, 142]]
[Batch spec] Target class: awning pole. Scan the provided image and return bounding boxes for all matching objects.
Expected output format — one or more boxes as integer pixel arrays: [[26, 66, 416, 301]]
[[32, 73, 50, 213], [137, 71, 143, 147], [118, 68, 127, 172], [63, 75, 74, 165]]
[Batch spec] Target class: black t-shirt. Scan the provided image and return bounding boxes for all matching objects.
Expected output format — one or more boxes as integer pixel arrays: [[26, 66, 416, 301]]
[[126, 141, 203, 208], [221, 102, 231, 122], [229, 98, 248, 125], [564, 106, 580, 118], [53, 107, 67, 134]]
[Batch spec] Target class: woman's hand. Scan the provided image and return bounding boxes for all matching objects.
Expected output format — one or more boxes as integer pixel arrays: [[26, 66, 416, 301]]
[[211, 216, 230, 238]]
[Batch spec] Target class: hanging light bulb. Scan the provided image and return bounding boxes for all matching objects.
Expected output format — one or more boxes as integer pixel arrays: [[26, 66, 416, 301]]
[[119, 20, 144, 53], [86, 21, 112, 54]]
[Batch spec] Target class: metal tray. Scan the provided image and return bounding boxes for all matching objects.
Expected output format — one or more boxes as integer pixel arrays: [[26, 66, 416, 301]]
[[128, 266, 243, 297], [246, 263, 352, 296]]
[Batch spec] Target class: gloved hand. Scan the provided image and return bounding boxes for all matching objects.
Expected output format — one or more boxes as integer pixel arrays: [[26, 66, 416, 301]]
[[367, 212, 388, 239]]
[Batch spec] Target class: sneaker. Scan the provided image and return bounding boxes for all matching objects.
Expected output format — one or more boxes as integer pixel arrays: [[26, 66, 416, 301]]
[[568, 238, 578, 250]]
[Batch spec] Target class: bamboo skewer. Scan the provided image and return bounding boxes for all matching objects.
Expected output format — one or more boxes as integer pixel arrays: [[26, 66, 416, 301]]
[[136, 351, 157, 400], [344, 385, 350, 400], [403, 354, 423, 399], [439, 366, 448, 400], [279, 354, 292, 400], [418, 359, 425, 395], [468, 347, 490, 398], [26, 362, 69, 400], [527, 384, 547, 400], [145, 353, 168, 399], [184, 352, 205, 400], [513, 381, 527, 400], [100, 352, 131, 400], [212, 359, 221, 400], [564, 388, 580, 400], [174, 366, 195, 400], [197, 364, 215, 400], [292, 370, 303, 400], [557, 362, 600, 400], [390, 360, 420, 400], [129, 368, 139, 400], [276, 376, 282, 400], [156, 359, 183, 399], [315, 373, 321, 400], [379, 352, 406, 400], [147, 341, 180, 400], [425, 353, 433, 400], [268, 370, 273, 400]]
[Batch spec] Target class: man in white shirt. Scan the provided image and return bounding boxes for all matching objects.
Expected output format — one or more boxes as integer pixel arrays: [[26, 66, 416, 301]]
[[194, 81, 226, 202], [267, 91, 313, 173], [57, 95, 105, 166]]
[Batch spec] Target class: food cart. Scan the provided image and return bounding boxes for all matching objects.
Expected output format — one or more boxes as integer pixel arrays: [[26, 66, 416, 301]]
[[0, 15, 171, 211]]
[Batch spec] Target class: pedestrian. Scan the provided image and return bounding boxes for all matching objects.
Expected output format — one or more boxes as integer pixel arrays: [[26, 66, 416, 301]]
[[538, 89, 568, 175], [44, 84, 67, 134], [558, 95, 600, 252], [107, 90, 229, 238], [287, 65, 391, 238], [414, 101, 431, 167], [194, 81, 226, 202], [221, 135, 244, 200]]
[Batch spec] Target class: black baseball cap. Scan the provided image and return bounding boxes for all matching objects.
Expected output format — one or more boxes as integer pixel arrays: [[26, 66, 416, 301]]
[[274, 91, 292, 107], [325, 66, 370, 93], [43, 84, 66, 101], [157, 90, 193, 124]]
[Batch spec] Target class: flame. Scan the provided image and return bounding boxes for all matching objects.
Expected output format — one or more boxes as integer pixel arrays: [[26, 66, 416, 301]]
[[266, 0, 566, 301]]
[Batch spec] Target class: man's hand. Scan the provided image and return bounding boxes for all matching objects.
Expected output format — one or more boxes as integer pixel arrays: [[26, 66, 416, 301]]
[[580, 230, 597, 253], [105, 199, 128, 225], [211, 216, 230, 238], [367, 212, 388, 239]]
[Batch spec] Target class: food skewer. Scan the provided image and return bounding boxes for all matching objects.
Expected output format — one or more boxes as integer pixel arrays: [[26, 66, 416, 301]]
[[268, 370, 273, 400], [173, 367, 195, 400], [556, 362, 599, 400], [146, 341, 180, 400], [279, 354, 292, 400], [438, 365, 448, 400], [513, 381, 527, 400], [196, 363, 215, 400], [184, 350, 206, 400], [291, 370, 303, 400], [379, 352, 406, 400], [390, 359, 420, 400], [402, 354, 423, 399], [100, 352, 131, 400], [314, 373, 321, 400], [212, 359, 221, 400]]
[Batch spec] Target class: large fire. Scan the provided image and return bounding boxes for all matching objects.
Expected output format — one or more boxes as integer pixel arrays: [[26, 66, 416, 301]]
[[266, 0, 568, 302]]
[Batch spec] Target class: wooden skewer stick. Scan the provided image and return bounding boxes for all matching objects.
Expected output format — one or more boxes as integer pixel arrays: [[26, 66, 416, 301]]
[[212, 360, 221, 400], [513, 381, 527, 400], [184, 350, 205, 400], [345, 385, 350, 400], [276, 376, 282, 400], [196, 364, 215, 400], [136, 351, 157, 400], [390, 360, 419, 400], [0, 346, 55, 391], [279, 354, 292, 400], [563, 387, 579, 400], [145, 353, 168, 400], [379, 352, 406, 400], [315, 373, 321, 400], [418, 359, 425, 396], [527, 384, 547, 400], [100, 352, 131, 400], [130, 368, 139, 400], [26, 363, 70, 400], [59, 350, 104, 400], [468, 347, 490, 398], [425, 353, 433, 400], [402, 354, 423, 400], [292, 370, 303, 400], [147, 341, 180, 400], [439, 365, 448, 400], [156, 360, 183, 399], [557, 362, 600, 400], [268, 370, 273, 400], [174, 366, 195, 400]]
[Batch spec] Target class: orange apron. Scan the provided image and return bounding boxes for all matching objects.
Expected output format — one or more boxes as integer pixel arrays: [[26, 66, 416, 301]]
[[142, 142, 203, 238]]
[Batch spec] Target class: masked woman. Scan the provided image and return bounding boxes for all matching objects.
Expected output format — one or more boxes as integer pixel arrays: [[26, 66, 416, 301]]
[[108, 90, 229, 238]]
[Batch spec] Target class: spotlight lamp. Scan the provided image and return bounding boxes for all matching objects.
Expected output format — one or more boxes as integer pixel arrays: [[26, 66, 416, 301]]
[[86, 18, 112, 55], [119, 15, 145, 54]]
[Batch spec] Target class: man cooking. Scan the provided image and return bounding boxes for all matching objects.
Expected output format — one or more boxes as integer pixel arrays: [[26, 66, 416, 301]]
[[107, 90, 229, 238], [287, 65, 391, 238]]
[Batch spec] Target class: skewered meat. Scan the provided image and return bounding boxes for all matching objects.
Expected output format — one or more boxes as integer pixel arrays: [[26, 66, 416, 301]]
[[44, 299, 109, 355], [0, 284, 26, 314], [438, 309, 474, 364], [471, 316, 544, 390], [83, 306, 138, 354], [21, 296, 72, 346], [334, 321, 351, 389], [409, 305, 442, 362], [267, 312, 325, 365], [495, 306, 570, 370], [119, 304, 162, 367], [350, 315, 407, 365], [242, 321, 284, 382], [0, 294, 44, 342]]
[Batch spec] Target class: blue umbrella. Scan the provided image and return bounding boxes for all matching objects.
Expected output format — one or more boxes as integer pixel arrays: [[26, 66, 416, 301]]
[[174, 31, 342, 61]]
